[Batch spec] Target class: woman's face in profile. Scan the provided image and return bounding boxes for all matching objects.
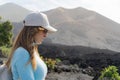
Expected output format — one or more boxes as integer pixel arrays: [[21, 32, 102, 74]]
[[34, 28, 48, 44]]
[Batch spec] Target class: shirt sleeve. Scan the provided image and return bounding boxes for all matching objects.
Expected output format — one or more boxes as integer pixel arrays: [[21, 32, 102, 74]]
[[14, 48, 35, 80]]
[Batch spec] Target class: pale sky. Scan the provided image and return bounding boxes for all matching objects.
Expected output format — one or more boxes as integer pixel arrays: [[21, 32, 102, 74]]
[[0, 0, 120, 24]]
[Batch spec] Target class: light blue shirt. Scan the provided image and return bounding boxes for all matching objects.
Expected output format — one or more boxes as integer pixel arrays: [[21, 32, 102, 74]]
[[11, 47, 48, 80]]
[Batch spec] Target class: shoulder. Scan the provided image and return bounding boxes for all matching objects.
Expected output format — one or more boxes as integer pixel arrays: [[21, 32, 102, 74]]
[[14, 47, 28, 54], [13, 47, 30, 59]]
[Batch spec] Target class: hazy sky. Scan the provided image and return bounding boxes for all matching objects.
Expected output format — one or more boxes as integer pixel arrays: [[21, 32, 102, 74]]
[[0, 0, 120, 24]]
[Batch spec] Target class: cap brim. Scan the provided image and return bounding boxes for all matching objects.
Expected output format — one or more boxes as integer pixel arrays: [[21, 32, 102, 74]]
[[44, 26, 57, 33]]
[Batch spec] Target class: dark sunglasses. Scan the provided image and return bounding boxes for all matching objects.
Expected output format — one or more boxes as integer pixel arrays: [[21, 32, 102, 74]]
[[39, 27, 48, 33]]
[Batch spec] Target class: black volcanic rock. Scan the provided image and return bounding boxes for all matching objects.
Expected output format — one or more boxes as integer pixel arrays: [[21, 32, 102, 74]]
[[38, 43, 120, 77]]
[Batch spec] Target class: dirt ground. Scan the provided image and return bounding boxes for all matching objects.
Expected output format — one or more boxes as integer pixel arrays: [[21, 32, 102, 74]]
[[46, 72, 93, 80]]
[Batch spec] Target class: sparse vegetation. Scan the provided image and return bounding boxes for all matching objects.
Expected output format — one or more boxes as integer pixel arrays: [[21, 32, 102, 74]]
[[40, 56, 61, 70], [0, 16, 1, 20], [0, 17, 13, 57], [99, 66, 120, 80], [0, 46, 11, 57], [0, 20, 13, 47]]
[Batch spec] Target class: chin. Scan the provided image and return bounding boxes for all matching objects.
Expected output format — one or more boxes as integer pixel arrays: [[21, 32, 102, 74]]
[[39, 42, 42, 44]]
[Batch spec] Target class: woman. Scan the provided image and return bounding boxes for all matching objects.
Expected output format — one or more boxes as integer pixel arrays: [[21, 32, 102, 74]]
[[6, 12, 57, 80]]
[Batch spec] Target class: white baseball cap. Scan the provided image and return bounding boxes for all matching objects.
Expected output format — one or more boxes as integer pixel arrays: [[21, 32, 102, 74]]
[[24, 12, 57, 32]]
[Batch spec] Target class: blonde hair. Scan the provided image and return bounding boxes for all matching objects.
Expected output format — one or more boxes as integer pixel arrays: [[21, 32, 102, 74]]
[[6, 26, 41, 70]]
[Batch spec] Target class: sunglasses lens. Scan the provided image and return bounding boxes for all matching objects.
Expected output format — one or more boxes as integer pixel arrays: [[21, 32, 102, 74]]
[[39, 27, 48, 33], [44, 29, 48, 33]]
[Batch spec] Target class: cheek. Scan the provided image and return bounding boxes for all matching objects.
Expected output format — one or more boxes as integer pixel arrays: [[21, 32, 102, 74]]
[[34, 32, 44, 41]]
